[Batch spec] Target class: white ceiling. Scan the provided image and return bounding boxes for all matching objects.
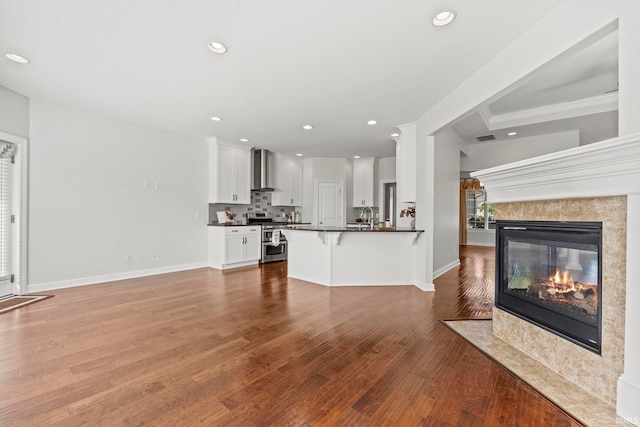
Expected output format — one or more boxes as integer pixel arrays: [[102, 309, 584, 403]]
[[0, 0, 565, 158], [452, 29, 619, 147]]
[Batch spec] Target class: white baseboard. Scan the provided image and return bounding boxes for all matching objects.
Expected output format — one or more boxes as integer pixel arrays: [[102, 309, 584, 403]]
[[211, 260, 259, 270], [433, 259, 461, 280], [28, 262, 209, 293], [414, 280, 435, 292], [617, 374, 640, 425]]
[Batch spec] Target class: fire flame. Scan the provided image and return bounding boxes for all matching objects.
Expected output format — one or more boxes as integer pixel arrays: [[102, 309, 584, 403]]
[[549, 268, 577, 291]]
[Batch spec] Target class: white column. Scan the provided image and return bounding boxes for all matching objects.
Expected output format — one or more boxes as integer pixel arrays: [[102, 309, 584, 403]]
[[412, 123, 435, 291], [618, 194, 640, 424], [619, 1, 640, 136], [394, 123, 417, 203], [564, 249, 583, 271], [617, 2, 640, 424]]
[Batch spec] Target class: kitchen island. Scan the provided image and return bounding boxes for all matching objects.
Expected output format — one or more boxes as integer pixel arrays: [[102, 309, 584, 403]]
[[283, 225, 425, 288]]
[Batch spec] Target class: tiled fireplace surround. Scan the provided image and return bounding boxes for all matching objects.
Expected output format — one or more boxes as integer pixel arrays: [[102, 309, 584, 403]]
[[492, 196, 626, 405], [470, 133, 640, 424]]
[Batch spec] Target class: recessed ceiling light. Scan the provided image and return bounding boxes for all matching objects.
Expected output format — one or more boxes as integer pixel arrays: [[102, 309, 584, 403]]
[[5, 53, 29, 64], [240, 138, 249, 142], [208, 42, 227, 54], [433, 10, 456, 27], [508, 131, 518, 136], [354, 156, 361, 159], [210, 116, 222, 122], [391, 132, 400, 138], [366, 120, 377, 125], [302, 125, 313, 130], [296, 153, 303, 157]]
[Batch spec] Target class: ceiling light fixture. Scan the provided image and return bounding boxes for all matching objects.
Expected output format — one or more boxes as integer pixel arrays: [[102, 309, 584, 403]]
[[366, 120, 377, 125], [210, 116, 222, 122], [296, 153, 303, 157], [240, 138, 249, 142], [5, 53, 29, 64], [432, 10, 456, 27], [391, 132, 400, 138], [208, 42, 228, 54], [302, 125, 313, 130], [508, 131, 518, 136], [354, 156, 361, 159]]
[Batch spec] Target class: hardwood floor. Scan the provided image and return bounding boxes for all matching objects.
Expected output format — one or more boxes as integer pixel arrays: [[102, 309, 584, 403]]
[[0, 247, 582, 426]]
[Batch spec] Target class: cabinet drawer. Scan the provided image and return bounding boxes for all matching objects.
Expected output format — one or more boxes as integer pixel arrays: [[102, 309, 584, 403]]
[[224, 226, 260, 236]]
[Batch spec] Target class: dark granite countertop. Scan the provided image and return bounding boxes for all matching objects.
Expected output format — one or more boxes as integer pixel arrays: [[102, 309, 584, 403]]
[[207, 222, 311, 227], [208, 223, 258, 227], [284, 225, 423, 232]]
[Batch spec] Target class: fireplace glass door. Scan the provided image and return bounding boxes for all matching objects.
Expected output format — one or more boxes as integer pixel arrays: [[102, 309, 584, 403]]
[[496, 221, 602, 353]]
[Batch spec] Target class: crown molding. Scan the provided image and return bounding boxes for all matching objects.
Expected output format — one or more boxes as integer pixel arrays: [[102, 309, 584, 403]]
[[471, 132, 640, 203], [486, 92, 618, 130]]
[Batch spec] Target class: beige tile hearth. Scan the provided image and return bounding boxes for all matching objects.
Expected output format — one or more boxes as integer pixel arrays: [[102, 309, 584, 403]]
[[444, 319, 630, 427]]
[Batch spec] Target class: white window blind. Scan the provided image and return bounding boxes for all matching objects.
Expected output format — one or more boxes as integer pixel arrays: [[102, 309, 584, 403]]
[[0, 142, 15, 282]]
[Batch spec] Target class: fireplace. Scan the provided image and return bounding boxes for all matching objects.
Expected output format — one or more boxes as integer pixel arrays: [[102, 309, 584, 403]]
[[495, 220, 602, 353]]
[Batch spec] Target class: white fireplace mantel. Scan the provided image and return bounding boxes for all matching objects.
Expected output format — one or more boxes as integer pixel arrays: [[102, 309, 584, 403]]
[[470, 132, 640, 204], [472, 132, 640, 423]]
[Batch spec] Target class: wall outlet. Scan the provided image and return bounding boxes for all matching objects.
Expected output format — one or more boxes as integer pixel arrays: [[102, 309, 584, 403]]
[[143, 181, 151, 190], [125, 254, 133, 263], [195, 209, 201, 218]]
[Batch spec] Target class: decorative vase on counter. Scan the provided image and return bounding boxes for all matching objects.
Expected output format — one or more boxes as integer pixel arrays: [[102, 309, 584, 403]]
[[400, 205, 416, 230]]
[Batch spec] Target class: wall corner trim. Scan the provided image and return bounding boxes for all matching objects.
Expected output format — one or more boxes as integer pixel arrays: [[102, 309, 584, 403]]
[[414, 280, 435, 292], [617, 374, 640, 425], [433, 259, 461, 280]]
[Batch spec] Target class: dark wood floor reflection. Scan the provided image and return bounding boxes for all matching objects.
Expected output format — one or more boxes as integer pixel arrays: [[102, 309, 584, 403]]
[[0, 247, 581, 426]]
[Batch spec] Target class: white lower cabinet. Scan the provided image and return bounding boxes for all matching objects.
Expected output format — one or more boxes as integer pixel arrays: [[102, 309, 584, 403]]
[[209, 226, 261, 270]]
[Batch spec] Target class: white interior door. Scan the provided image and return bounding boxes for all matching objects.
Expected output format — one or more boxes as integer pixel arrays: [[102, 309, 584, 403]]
[[317, 181, 343, 227]]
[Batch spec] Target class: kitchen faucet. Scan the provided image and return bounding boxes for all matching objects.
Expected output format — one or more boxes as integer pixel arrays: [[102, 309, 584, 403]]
[[360, 206, 374, 229]]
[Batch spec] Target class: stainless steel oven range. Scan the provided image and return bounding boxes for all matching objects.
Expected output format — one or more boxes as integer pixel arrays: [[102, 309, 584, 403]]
[[261, 224, 288, 263], [247, 214, 288, 263]]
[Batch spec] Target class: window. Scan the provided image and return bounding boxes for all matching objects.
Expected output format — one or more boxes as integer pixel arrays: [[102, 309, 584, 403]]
[[466, 189, 495, 230]]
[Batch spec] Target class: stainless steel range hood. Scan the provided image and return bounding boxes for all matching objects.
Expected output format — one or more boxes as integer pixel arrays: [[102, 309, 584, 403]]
[[251, 149, 275, 191]]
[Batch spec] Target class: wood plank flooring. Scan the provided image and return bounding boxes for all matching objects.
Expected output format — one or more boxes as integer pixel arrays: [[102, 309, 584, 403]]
[[0, 247, 582, 426]]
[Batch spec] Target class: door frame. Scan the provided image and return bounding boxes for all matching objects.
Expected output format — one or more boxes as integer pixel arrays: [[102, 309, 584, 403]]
[[379, 179, 396, 226], [314, 179, 345, 227], [0, 131, 28, 296]]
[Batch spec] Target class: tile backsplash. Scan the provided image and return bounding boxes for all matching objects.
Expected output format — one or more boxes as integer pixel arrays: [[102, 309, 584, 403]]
[[209, 191, 299, 224]]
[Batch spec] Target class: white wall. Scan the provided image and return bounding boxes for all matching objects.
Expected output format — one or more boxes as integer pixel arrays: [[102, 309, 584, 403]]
[[28, 100, 209, 290], [378, 157, 395, 181], [0, 85, 29, 138], [460, 131, 579, 172], [433, 128, 461, 276], [467, 229, 495, 246]]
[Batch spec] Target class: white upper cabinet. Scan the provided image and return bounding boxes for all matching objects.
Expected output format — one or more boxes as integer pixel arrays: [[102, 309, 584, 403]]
[[352, 157, 377, 207], [272, 152, 303, 206], [394, 123, 416, 203], [209, 138, 251, 204]]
